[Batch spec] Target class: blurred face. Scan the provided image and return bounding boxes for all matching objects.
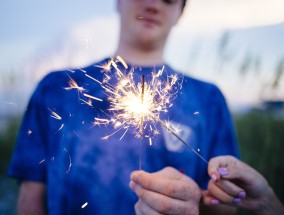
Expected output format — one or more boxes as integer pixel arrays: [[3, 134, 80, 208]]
[[117, 0, 183, 48]]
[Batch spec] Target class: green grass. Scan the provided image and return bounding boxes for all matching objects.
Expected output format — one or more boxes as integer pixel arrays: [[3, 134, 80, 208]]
[[234, 111, 284, 214]]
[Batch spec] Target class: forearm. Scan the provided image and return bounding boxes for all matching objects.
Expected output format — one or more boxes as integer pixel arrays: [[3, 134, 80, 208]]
[[255, 187, 284, 215], [17, 181, 46, 215]]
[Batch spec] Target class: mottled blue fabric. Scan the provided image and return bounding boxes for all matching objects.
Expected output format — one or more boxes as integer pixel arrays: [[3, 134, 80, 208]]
[[8, 57, 239, 215]]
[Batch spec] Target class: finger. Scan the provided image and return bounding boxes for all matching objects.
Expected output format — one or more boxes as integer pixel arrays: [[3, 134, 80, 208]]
[[217, 179, 246, 199], [130, 181, 192, 215], [134, 200, 161, 215], [201, 190, 220, 206], [208, 180, 241, 204], [132, 167, 184, 181], [208, 156, 237, 182], [130, 170, 195, 201], [220, 163, 257, 184], [153, 166, 183, 180]]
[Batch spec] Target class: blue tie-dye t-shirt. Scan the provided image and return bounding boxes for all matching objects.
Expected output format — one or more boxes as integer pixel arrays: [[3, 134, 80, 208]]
[[8, 57, 239, 215]]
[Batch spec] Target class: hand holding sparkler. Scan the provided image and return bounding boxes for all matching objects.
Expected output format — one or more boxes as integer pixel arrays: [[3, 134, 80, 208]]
[[203, 156, 284, 215], [129, 167, 201, 215]]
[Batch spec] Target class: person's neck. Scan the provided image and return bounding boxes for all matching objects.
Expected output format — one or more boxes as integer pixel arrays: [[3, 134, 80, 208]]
[[115, 42, 165, 67]]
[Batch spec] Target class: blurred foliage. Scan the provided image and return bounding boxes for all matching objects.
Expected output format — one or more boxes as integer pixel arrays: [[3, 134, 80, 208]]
[[0, 116, 21, 174], [217, 30, 284, 90], [234, 110, 284, 215], [0, 116, 21, 215]]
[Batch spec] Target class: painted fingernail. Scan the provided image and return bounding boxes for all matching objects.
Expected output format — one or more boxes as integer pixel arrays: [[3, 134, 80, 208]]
[[233, 198, 241, 204], [239, 191, 246, 199], [179, 169, 185, 174], [211, 199, 219, 205], [211, 174, 218, 183], [218, 167, 229, 176]]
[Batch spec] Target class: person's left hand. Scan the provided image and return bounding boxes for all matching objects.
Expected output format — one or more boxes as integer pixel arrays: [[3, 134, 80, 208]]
[[129, 167, 201, 215]]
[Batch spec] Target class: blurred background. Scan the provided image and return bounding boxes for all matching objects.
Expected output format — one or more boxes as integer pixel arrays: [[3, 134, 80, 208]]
[[0, 0, 283, 214]]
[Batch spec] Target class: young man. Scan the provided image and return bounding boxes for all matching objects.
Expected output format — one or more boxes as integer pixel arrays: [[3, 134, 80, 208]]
[[8, 0, 239, 214]]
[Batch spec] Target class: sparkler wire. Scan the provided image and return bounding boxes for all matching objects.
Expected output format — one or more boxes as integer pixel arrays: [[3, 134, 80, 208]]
[[157, 118, 209, 165], [139, 75, 145, 170]]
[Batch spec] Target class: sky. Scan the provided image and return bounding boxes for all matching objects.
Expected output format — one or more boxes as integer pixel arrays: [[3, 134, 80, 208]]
[[1, 0, 284, 116]]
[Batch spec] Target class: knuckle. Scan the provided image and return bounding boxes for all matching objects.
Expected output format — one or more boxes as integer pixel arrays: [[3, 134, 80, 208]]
[[163, 166, 178, 176], [163, 181, 176, 196], [158, 199, 174, 213], [135, 186, 146, 199], [191, 188, 201, 201]]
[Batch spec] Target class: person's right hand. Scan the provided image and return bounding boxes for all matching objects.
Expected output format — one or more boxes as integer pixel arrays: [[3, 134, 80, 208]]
[[129, 167, 201, 215], [203, 156, 284, 215]]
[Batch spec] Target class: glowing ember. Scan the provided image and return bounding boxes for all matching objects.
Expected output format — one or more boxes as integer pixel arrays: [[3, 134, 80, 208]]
[[49, 110, 62, 120], [81, 202, 88, 209]]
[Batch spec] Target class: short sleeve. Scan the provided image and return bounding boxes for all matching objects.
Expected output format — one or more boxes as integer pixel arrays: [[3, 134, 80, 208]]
[[7, 77, 49, 182]]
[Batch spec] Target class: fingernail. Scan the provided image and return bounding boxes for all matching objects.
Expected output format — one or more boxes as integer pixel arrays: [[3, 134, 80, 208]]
[[239, 191, 246, 199], [218, 167, 229, 176], [211, 199, 219, 205], [179, 169, 185, 174], [211, 174, 218, 183], [129, 181, 136, 190], [233, 198, 241, 204], [131, 171, 141, 181]]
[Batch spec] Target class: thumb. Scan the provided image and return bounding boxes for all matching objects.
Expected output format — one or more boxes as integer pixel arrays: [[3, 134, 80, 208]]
[[208, 156, 238, 183]]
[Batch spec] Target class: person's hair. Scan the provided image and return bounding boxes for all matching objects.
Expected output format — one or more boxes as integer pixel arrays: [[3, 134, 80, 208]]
[[182, 0, 187, 10]]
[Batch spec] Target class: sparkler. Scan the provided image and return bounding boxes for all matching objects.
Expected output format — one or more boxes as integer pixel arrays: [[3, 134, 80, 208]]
[[93, 57, 180, 140], [65, 56, 209, 167]]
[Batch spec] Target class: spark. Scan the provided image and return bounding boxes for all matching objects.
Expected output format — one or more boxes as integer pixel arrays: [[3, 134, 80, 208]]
[[49, 110, 62, 120], [66, 154, 72, 174], [67, 69, 76, 73], [56, 124, 64, 132], [117, 55, 128, 69], [79, 68, 86, 73], [81, 202, 88, 209], [94, 59, 112, 72], [93, 118, 109, 126], [27, 130, 32, 135], [64, 148, 72, 174], [80, 98, 93, 107], [119, 129, 129, 140], [194, 111, 199, 115], [149, 138, 152, 146], [39, 159, 45, 164], [64, 77, 85, 93], [85, 74, 102, 85], [83, 93, 103, 102]]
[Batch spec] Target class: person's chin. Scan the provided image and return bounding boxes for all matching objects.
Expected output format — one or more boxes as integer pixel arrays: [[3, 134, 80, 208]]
[[136, 34, 160, 47]]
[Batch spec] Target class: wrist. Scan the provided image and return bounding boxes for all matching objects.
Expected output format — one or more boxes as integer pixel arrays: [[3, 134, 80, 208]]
[[255, 187, 284, 215]]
